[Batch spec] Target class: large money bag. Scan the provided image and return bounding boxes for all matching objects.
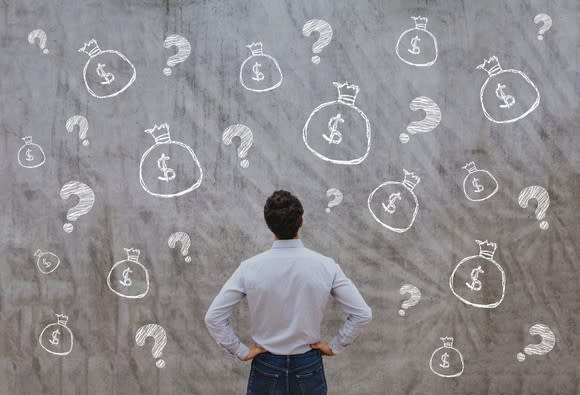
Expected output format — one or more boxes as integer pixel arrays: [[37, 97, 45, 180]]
[[139, 124, 203, 198], [395, 16, 438, 67], [429, 337, 464, 378], [107, 248, 149, 299], [79, 39, 136, 99], [462, 162, 499, 202], [477, 56, 540, 124], [450, 240, 505, 308], [368, 169, 420, 233], [34, 249, 60, 274], [303, 82, 371, 165], [17, 136, 45, 168], [239, 42, 283, 92], [39, 314, 74, 356]]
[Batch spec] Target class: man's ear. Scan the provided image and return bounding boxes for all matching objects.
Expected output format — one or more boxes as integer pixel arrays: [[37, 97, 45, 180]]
[[300, 216, 304, 227]]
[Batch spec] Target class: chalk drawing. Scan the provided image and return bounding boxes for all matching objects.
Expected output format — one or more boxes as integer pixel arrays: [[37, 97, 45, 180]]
[[302, 19, 333, 64], [518, 185, 550, 230], [28, 29, 49, 54], [303, 82, 371, 165], [399, 284, 421, 316], [66, 115, 89, 146], [163, 34, 191, 76], [517, 324, 555, 362], [168, 232, 192, 263], [462, 162, 499, 202], [39, 314, 74, 356], [60, 181, 95, 233], [34, 249, 60, 274], [395, 17, 438, 67], [239, 42, 282, 92], [400, 96, 441, 143], [325, 188, 343, 213], [136, 324, 167, 368], [17, 136, 45, 168], [477, 56, 540, 124], [107, 248, 150, 299], [534, 14, 552, 40], [222, 124, 253, 168], [429, 337, 464, 378], [368, 169, 420, 233]]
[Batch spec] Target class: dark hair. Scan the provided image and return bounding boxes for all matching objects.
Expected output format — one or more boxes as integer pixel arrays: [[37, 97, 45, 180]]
[[264, 190, 304, 240]]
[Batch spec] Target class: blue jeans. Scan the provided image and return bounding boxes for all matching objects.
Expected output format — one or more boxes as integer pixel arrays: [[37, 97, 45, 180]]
[[246, 348, 327, 395]]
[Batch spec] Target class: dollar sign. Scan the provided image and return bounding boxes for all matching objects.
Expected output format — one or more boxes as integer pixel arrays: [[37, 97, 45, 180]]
[[495, 83, 516, 109], [119, 267, 132, 287], [322, 114, 344, 144], [408, 35, 421, 55], [466, 265, 484, 291], [96, 63, 115, 85], [157, 153, 176, 182], [472, 178, 484, 193], [25, 148, 34, 161], [382, 192, 402, 214], [439, 352, 450, 368], [42, 258, 51, 268], [49, 328, 60, 345], [251, 62, 264, 81]]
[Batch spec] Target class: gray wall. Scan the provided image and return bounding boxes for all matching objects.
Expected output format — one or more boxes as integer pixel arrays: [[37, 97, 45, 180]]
[[1, 0, 579, 394]]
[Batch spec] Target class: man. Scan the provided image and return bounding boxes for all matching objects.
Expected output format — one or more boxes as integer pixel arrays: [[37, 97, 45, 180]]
[[205, 190, 372, 395]]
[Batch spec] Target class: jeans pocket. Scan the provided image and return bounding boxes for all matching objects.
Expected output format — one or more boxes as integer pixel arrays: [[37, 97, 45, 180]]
[[295, 362, 327, 395], [247, 364, 280, 395]]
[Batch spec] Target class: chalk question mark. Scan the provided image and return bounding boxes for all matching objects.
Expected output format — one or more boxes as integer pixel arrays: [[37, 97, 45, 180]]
[[400, 96, 441, 143], [163, 35, 191, 76], [168, 232, 192, 263], [534, 14, 552, 40], [517, 323, 555, 362], [60, 181, 95, 233], [518, 186, 550, 230], [66, 115, 89, 146], [398, 284, 421, 316], [136, 324, 167, 368], [325, 188, 343, 213], [302, 19, 333, 64], [28, 29, 49, 54], [222, 124, 253, 168]]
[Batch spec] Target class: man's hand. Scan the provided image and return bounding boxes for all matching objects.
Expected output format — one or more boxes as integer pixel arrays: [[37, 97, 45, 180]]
[[310, 341, 335, 356], [241, 343, 267, 361]]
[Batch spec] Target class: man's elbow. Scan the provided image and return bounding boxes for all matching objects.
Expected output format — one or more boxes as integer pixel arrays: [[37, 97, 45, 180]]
[[360, 305, 372, 325], [204, 310, 217, 329]]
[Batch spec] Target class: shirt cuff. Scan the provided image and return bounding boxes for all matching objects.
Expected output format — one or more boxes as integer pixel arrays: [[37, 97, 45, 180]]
[[328, 336, 347, 355], [235, 342, 250, 360]]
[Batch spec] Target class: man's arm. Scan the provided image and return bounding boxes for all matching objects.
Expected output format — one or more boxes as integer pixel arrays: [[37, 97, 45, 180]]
[[204, 264, 250, 360], [327, 262, 373, 354]]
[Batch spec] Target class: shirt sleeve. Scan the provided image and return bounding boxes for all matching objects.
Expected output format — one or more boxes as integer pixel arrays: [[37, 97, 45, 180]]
[[204, 263, 250, 361], [328, 262, 373, 354]]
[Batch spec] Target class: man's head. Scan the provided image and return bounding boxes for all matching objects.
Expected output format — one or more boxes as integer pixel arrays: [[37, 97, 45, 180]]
[[264, 190, 304, 240]]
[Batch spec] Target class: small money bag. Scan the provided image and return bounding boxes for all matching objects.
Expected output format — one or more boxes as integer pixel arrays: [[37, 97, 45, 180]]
[[477, 56, 540, 124], [462, 162, 499, 202], [79, 39, 136, 99], [18, 136, 45, 168], [450, 240, 505, 308], [395, 16, 438, 67], [139, 124, 203, 198], [303, 82, 371, 165], [39, 314, 74, 356], [429, 337, 464, 378], [368, 169, 420, 233], [239, 42, 283, 92], [34, 249, 60, 274], [107, 248, 149, 299]]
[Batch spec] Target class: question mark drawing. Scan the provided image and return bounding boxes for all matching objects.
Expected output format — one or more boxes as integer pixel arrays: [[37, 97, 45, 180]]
[[517, 323, 555, 362], [325, 188, 343, 213], [534, 14, 552, 40], [163, 35, 191, 76], [398, 284, 421, 316], [302, 19, 333, 64], [28, 29, 49, 54], [66, 115, 89, 146], [222, 124, 253, 168], [400, 97, 441, 143], [518, 186, 550, 230], [60, 181, 95, 233], [136, 324, 167, 368], [168, 232, 192, 263]]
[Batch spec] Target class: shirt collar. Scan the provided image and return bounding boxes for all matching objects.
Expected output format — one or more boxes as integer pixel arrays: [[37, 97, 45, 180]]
[[271, 239, 304, 249]]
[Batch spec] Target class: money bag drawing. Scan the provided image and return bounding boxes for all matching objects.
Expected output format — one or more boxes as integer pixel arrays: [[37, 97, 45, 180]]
[[139, 123, 203, 198], [239, 42, 283, 92], [450, 240, 505, 309], [395, 16, 438, 67], [17, 136, 45, 168], [429, 337, 464, 378], [303, 82, 371, 165], [462, 162, 499, 202], [34, 249, 60, 274], [368, 169, 420, 233], [107, 248, 150, 299], [78, 38, 136, 99], [477, 56, 540, 124], [39, 314, 74, 356]]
